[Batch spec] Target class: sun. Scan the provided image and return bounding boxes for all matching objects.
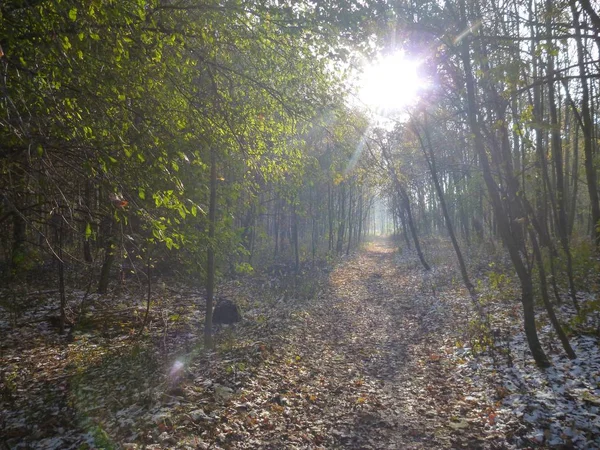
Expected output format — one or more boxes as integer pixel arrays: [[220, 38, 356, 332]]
[[358, 51, 427, 113]]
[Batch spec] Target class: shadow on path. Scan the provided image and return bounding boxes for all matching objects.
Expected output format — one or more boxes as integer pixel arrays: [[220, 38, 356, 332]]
[[291, 237, 493, 449]]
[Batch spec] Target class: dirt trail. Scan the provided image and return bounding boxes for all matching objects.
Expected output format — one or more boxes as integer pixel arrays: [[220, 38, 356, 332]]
[[218, 237, 496, 449]]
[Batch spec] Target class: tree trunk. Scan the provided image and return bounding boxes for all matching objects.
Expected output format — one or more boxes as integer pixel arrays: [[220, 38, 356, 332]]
[[55, 213, 67, 335], [310, 186, 317, 266], [571, 2, 600, 247], [274, 196, 280, 257], [82, 182, 93, 263], [292, 203, 300, 271], [529, 228, 576, 359], [379, 144, 429, 270], [346, 183, 354, 256], [98, 216, 116, 295], [458, 2, 549, 367], [328, 182, 334, 251], [357, 187, 364, 244], [336, 183, 346, 253], [399, 208, 411, 249], [545, 0, 579, 310], [414, 119, 480, 312], [568, 113, 579, 236], [204, 147, 217, 350], [10, 209, 26, 273]]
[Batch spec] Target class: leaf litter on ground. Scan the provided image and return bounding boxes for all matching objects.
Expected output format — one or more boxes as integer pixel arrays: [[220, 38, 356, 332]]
[[1, 237, 599, 448]]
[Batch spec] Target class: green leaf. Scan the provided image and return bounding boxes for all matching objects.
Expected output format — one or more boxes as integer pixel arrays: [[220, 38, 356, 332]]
[[85, 223, 92, 240], [61, 36, 72, 51], [68, 8, 78, 21], [138, 188, 145, 200]]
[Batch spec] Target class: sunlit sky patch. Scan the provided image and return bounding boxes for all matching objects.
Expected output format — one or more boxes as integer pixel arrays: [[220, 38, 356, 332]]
[[357, 50, 428, 115]]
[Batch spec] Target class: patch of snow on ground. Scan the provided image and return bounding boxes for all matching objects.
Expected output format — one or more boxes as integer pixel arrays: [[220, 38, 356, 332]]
[[453, 293, 600, 448]]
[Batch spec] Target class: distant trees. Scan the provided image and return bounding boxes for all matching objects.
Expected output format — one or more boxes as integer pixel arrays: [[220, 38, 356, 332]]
[[0, 0, 379, 346], [370, 0, 600, 367]]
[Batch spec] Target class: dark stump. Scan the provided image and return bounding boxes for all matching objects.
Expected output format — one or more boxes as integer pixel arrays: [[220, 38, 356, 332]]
[[212, 299, 242, 324]]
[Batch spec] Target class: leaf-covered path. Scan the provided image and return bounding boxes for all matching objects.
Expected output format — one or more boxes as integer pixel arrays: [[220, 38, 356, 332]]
[[282, 238, 477, 448], [191, 238, 498, 449]]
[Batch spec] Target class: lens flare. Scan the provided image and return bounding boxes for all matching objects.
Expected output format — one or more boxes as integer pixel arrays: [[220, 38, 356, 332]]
[[170, 359, 184, 377]]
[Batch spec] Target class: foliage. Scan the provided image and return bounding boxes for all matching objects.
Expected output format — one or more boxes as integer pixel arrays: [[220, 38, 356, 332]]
[[0, 0, 376, 296]]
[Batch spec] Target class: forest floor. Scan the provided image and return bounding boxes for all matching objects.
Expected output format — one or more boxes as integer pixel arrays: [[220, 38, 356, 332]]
[[1, 237, 600, 449]]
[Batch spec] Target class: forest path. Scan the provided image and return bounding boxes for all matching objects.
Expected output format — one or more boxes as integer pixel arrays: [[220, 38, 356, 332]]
[[278, 237, 490, 449], [213, 237, 497, 449]]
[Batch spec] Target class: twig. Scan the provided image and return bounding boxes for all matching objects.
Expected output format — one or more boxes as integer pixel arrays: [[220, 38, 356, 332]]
[[137, 256, 152, 338]]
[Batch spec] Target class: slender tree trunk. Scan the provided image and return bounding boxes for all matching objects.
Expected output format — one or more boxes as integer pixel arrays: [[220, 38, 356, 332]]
[[546, 0, 579, 310], [568, 117, 579, 236], [403, 190, 430, 270], [310, 186, 317, 266], [98, 216, 116, 295], [82, 182, 93, 263], [357, 187, 364, 244], [55, 214, 67, 335], [379, 143, 430, 270], [392, 205, 399, 241], [11, 209, 26, 273], [292, 203, 300, 271], [529, 228, 576, 358], [571, 2, 600, 247], [346, 184, 354, 256], [204, 148, 217, 350], [138, 254, 152, 337], [328, 182, 334, 251], [241, 200, 255, 260], [522, 196, 562, 305], [395, 202, 411, 249], [531, 24, 554, 254], [458, 2, 549, 367], [336, 184, 346, 253], [414, 119, 480, 311], [274, 196, 280, 257]]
